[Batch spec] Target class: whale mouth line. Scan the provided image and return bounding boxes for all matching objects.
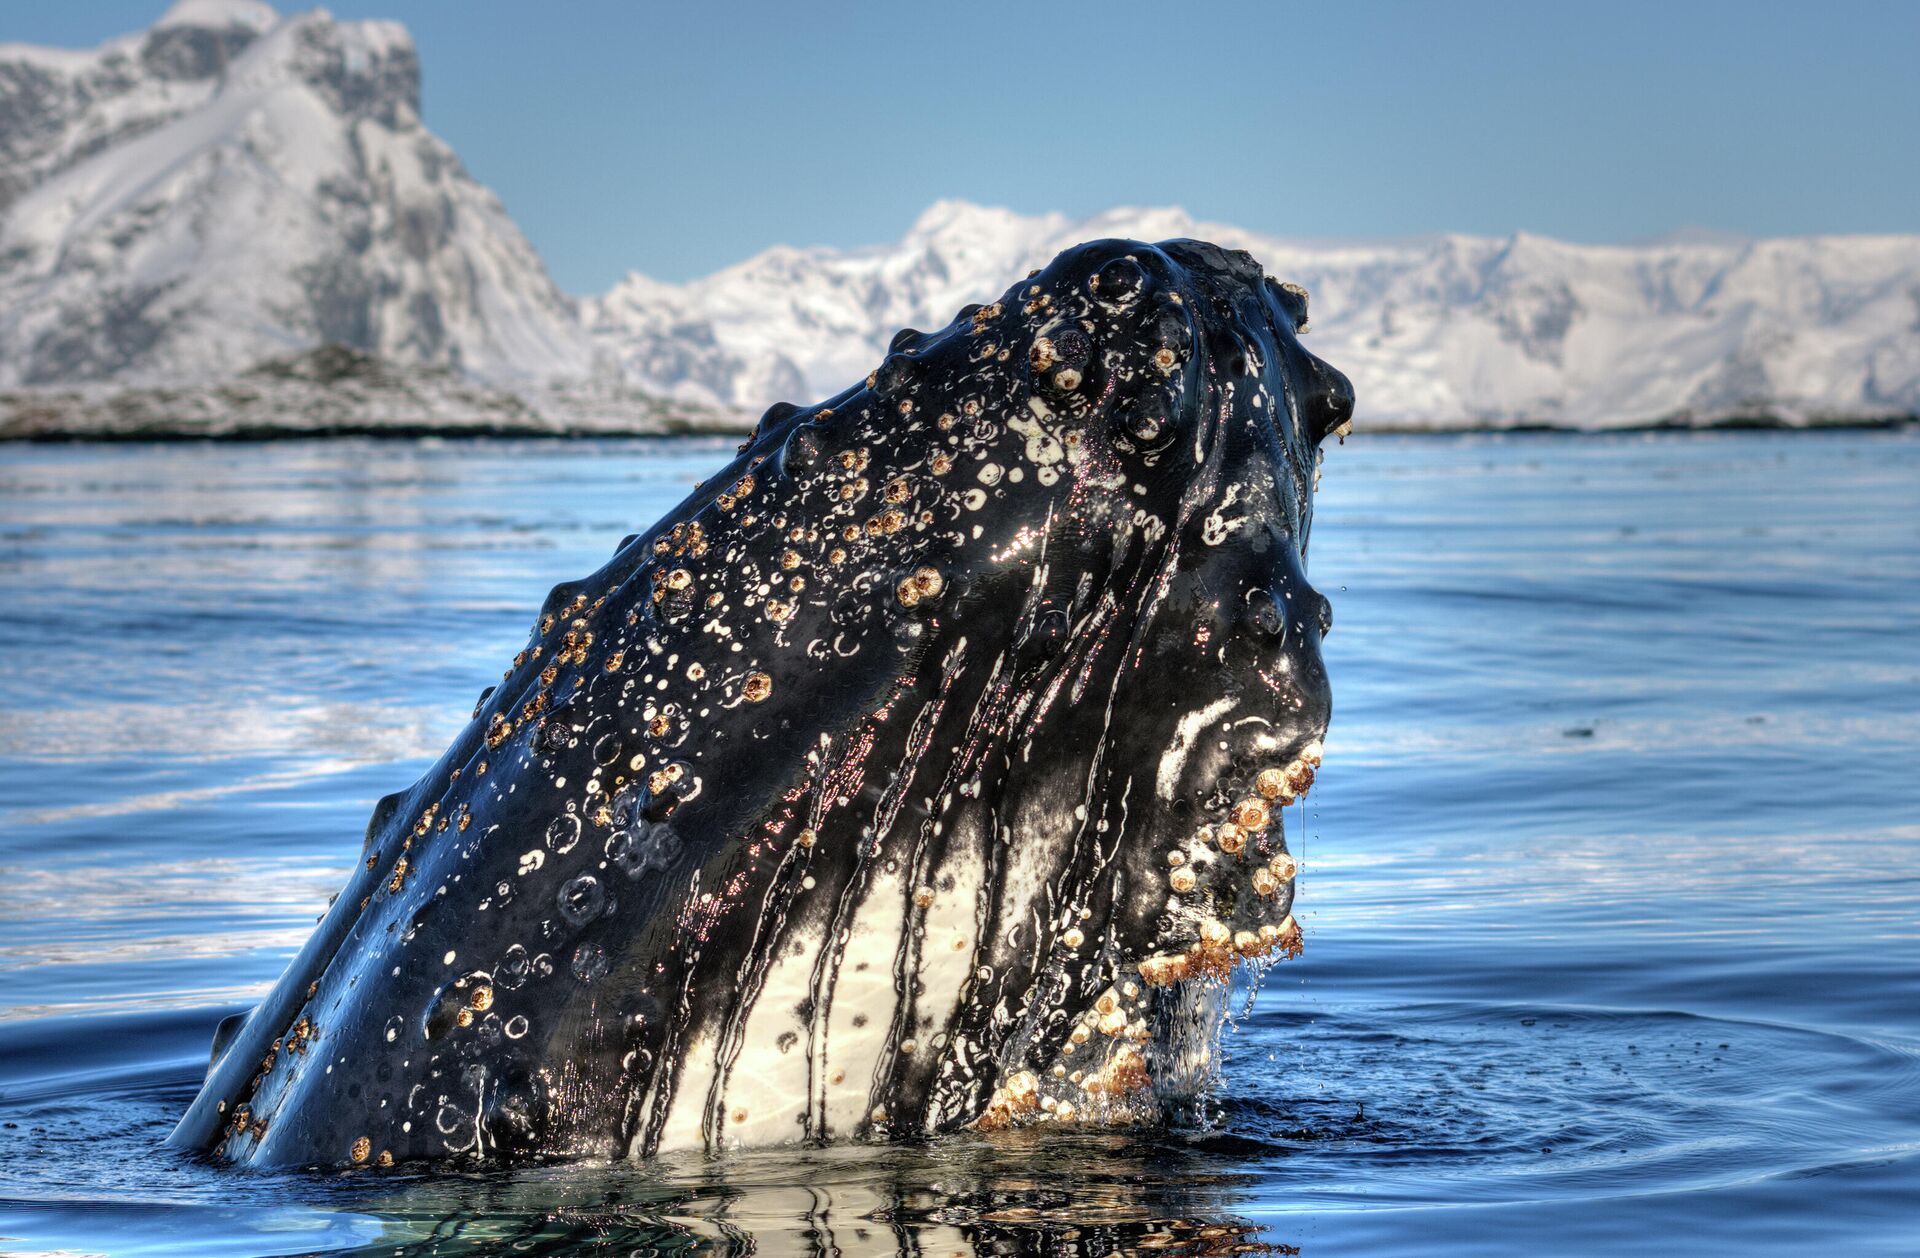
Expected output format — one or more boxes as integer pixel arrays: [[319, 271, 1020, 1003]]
[[1140, 735, 1322, 972], [970, 912, 1306, 1136], [1136, 913, 1303, 988]]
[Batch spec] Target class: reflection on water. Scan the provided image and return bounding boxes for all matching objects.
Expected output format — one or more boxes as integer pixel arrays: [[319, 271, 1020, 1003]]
[[335, 1136, 1286, 1255], [1, 433, 1917, 1255]]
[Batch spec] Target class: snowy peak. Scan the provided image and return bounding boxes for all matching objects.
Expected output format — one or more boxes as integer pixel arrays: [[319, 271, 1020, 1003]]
[[143, 1, 275, 79], [139, 1, 418, 124], [0, 2, 586, 390], [154, 0, 278, 32], [220, 10, 421, 127], [588, 204, 1920, 427]]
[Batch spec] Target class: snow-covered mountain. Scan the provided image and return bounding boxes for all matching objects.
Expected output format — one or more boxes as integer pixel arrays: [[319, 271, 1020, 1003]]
[[593, 200, 1920, 428], [3, 2, 1915, 432], [0, 0, 589, 391]]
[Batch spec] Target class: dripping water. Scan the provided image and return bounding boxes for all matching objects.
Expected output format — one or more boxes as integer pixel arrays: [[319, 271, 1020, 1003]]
[[1143, 976, 1231, 1128]]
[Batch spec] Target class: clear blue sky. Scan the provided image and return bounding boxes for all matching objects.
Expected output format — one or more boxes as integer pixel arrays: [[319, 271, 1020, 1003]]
[[10, 1, 1917, 291]]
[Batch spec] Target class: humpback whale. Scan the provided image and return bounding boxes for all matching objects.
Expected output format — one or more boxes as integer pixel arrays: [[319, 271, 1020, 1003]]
[[171, 236, 1354, 1167]]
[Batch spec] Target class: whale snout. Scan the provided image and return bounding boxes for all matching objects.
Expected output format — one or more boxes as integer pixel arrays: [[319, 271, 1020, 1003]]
[[1306, 356, 1355, 444], [1116, 555, 1331, 991]]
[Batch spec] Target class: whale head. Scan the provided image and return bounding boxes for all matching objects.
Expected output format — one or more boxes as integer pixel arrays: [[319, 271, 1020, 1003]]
[[822, 237, 1353, 1128], [171, 237, 1354, 1166]]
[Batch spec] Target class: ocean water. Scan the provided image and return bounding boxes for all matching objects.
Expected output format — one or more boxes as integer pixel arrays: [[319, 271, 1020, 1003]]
[[1, 430, 1915, 1256]]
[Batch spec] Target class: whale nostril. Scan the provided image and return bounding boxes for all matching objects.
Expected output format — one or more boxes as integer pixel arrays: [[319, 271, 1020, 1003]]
[[1314, 591, 1334, 638]]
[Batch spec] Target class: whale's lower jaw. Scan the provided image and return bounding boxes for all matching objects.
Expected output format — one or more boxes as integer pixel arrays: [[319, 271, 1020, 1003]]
[[636, 744, 1320, 1155], [639, 906, 1308, 1155], [644, 927, 1305, 1155], [630, 832, 1307, 1156]]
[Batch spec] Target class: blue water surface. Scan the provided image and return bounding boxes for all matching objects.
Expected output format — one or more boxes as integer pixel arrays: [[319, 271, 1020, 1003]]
[[1, 431, 1916, 1255]]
